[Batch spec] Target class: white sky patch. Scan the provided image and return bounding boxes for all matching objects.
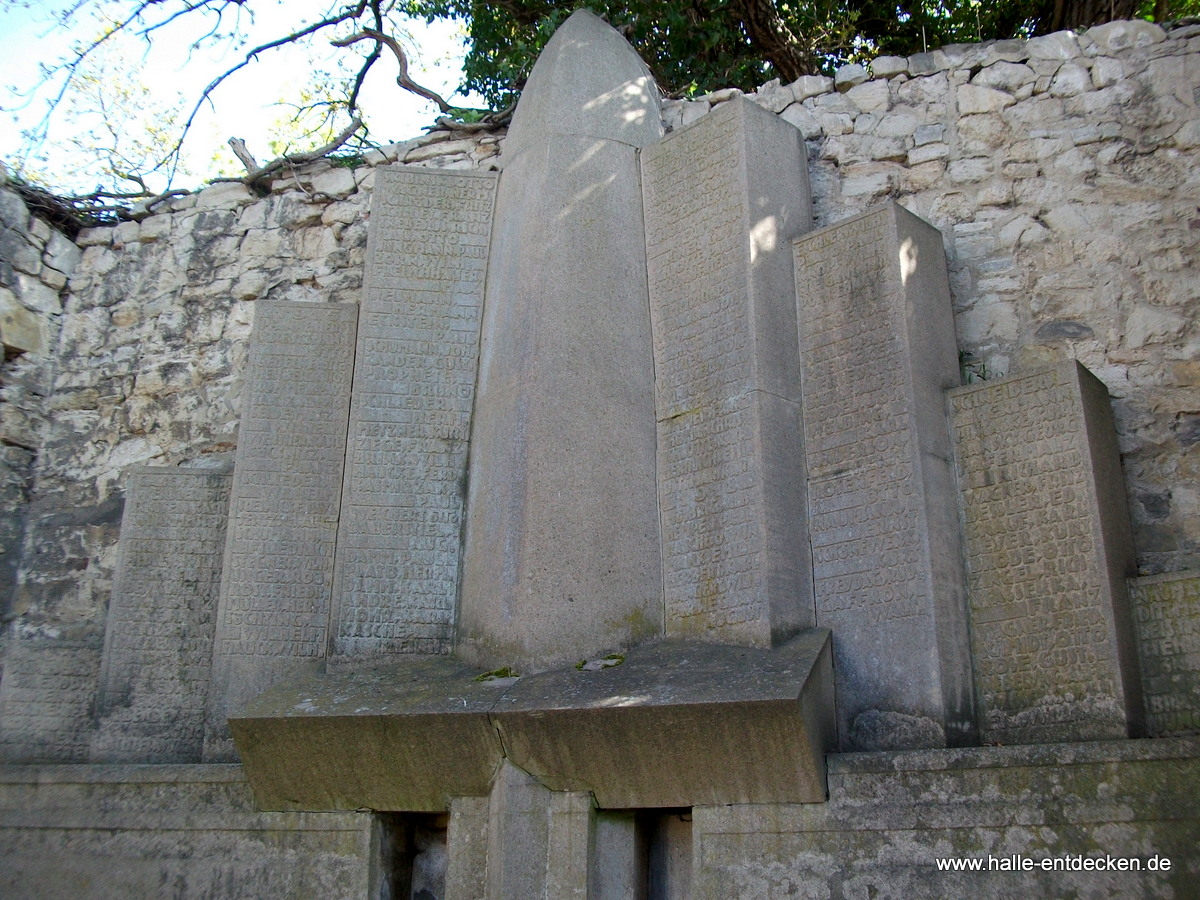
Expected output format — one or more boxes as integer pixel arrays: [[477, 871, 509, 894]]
[[0, 1, 482, 193]]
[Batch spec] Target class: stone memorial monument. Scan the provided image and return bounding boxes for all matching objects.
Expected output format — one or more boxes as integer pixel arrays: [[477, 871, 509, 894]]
[[3, 8, 1199, 899]]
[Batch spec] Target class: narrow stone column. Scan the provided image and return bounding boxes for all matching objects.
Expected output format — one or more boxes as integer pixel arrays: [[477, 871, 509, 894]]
[[795, 203, 974, 750], [642, 96, 814, 647], [204, 301, 356, 760]]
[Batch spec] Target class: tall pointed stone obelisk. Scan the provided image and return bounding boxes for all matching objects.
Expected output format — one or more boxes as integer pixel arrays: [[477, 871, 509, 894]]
[[457, 10, 664, 673]]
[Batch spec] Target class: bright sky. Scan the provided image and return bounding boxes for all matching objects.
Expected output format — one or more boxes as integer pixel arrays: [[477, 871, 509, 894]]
[[0, 0, 481, 195]]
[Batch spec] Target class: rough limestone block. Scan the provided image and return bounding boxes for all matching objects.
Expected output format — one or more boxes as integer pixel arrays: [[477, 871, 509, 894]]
[[794, 202, 974, 751], [1129, 570, 1200, 737], [0, 289, 45, 354], [950, 362, 1142, 744], [330, 167, 496, 661], [0, 639, 101, 762], [458, 10, 664, 673], [691, 737, 1200, 900], [642, 96, 814, 647], [204, 301, 357, 761], [92, 467, 230, 763]]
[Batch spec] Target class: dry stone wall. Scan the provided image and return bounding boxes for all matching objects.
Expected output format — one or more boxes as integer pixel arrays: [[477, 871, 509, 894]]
[[1, 20, 1198, 755]]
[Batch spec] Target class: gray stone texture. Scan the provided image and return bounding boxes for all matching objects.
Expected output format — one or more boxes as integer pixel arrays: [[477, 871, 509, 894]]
[[330, 166, 495, 661], [691, 737, 1200, 899], [457, 9, 663, 673], [0, 638, 100, 762], [794, 202, 974, 750], [230, 654, 506, 811], [228, 630, 833, 812], [643, 96, 815, 648], [950, 362, 1142, 744], [445, 796, 489, 900], [92, 467, 230, 763], [0, 764, 374, 899], [491, 630, 834, 808], [1128, 570, 1200, 736], [204, 301, 357, 760]]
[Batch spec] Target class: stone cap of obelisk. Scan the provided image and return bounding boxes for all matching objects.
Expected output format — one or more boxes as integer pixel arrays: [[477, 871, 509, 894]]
[[501, 9, 663, 160]]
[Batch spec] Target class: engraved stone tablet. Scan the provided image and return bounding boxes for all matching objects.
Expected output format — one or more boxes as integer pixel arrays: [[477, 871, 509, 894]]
[[642, 96, 814, 647], [795, 202, 974, 750], [950, 361, 1142, 744], [204, 301, 357, 760], [330, 167, 495, 660], [1129, 570, 1200, 736], [91, 467, 230, 762], [0, 638, 100, 762]]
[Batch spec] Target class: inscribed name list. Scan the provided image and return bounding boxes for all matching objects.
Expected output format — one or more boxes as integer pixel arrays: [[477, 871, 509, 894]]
[[205, 301, 356, 758], [642, 98, 812, 647], [951, 362, 1140, 743], [331, 168, 495, 659], [92, 467, 230, 762], [1129, 571, 1200, 737], [795, 203, 972, 750]]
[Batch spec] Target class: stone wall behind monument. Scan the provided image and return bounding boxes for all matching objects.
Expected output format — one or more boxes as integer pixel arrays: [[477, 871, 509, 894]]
[[2, 19, 1199, 757]]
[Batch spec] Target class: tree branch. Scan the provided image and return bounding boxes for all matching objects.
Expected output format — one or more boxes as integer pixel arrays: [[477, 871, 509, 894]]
[[332, 29, 453, 112]]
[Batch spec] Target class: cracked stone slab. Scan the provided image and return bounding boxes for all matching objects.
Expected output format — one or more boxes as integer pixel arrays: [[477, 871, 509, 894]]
[[229, 630, 833, 812]]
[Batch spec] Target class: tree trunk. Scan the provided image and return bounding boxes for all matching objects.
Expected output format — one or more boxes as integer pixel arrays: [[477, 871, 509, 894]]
[[733, 0, 817, 81]]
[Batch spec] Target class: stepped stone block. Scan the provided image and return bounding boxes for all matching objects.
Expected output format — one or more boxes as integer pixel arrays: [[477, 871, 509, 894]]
[[1128, 570, 1200, 736], [643, 96, 814, 647], [795, 202, 974, 750], [204, 301, 357, 760], [950, 361, 1142, 743], [92, 467, 230, 762], [329, 167, 495, 660]]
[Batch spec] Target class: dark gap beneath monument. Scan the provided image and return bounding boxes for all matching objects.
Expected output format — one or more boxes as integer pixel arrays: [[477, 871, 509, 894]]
[[640, 808, 693, 900], [375, 812, 448, 900]]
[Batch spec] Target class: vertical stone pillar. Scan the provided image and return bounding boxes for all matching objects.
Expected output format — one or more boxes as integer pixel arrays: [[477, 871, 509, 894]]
[[794, 202, 974, 750], [458, 10, 664, 673], [445, 796, 490, 900], [92, 466, 230, 762], [330, 167, 495, 661], [642, 96, 814, 647], [204, 301, 357, 760], [950, 362, 1142, 743], [478, 762, 595, 900]]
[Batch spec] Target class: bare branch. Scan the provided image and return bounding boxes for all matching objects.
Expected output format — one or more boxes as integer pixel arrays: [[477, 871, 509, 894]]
[[213, 116, 365, 189], [227, 136, 259, 173], [161, 2, 370, 172], [332, 29, 453, 112]]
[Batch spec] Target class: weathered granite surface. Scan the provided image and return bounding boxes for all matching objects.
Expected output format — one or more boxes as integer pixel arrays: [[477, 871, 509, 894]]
[[643, 96, 814, 648], [330, 166, 495, 661], [1130, 570, 1200, 736], [230, 630, 833, 812], [692, 737, 1200, 899], [204, 301, 357, 760], [92, 466, 230, 763], [795, 202, 974, 751], [951, 362, 1142, 744], [0, 764, 374, 899]]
